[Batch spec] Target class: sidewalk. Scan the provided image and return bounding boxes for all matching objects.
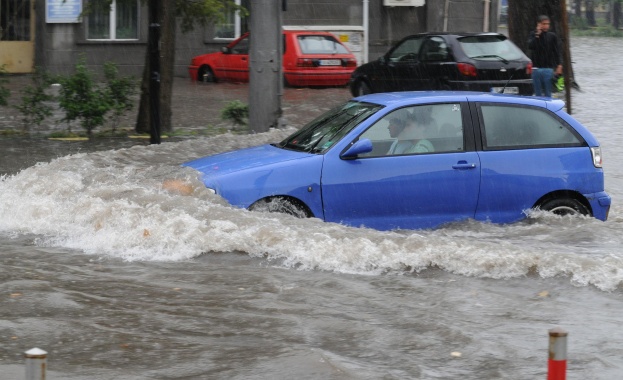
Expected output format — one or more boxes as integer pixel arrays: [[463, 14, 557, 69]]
[[0, 75, 352, 135]]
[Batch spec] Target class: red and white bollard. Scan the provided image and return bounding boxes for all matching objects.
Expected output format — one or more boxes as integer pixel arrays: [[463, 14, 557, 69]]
[[548, 328, 568, 380]]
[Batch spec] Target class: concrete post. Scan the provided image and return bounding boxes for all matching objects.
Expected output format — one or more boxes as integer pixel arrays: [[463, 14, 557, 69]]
[[25, 347, 47, 380], [548, 327, 568, 380], [249, 0, 283, 133]]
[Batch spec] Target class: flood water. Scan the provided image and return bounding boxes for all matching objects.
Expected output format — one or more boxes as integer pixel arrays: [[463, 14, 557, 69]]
[[1, 37, 623, 379]]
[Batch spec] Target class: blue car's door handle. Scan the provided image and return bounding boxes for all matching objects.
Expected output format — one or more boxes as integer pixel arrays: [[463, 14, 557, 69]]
[[452, 161, 477, 170]]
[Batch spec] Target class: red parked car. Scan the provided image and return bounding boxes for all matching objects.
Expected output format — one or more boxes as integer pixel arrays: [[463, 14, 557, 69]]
[[188, 30, 357, 87]]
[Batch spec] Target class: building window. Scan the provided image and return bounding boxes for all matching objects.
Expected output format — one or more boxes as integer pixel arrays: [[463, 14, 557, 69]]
[[214, 0, 249, 39], [88, 0, 138, 40]]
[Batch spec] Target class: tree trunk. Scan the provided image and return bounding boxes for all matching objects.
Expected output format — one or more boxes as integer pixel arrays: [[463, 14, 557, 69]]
[[135, 48, 151, 134], [573, 0, 583, 24], [135, 0, 174, 134], [614, 1, 621, 29], [586, 0, 596, 26]]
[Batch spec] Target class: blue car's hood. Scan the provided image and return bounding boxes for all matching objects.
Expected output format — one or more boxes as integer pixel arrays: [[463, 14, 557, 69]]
[[183, 144, 311, 177]]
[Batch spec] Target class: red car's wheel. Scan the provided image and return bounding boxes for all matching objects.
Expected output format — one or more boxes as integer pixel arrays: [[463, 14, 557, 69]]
[[198, 66, 216, 83]]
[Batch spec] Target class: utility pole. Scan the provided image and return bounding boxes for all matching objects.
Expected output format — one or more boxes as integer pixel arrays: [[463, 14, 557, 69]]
[[149, 0, 161, 144], [249, 0, 283, 133]]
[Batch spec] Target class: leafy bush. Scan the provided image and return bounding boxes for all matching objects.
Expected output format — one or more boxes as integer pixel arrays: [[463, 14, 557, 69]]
[[221, 100, 249, 127], [14, 68, 55, 131], [103, 62, 137, 132], [57, 57, 111, 136]]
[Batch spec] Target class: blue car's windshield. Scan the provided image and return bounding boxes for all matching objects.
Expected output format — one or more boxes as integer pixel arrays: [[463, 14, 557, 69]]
[[278, 101, 382, 153]]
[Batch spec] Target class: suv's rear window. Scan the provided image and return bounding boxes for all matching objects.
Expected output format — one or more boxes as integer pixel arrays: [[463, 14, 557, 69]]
[[458, 35, 526, 61], [297, 35, 350, 55]]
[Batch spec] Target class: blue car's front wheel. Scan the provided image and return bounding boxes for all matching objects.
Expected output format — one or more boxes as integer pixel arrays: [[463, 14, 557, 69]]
[[248, 196, 313, 218]]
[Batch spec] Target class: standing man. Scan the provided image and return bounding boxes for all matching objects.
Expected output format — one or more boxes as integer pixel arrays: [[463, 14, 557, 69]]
[[527, 15, 563, 97]]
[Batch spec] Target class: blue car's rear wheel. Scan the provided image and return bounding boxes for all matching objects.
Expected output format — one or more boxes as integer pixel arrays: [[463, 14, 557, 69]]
[[540, 198, 590, 217]]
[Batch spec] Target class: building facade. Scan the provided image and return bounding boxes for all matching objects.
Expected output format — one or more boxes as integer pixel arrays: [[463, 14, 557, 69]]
[[1, 0, 499, 77]]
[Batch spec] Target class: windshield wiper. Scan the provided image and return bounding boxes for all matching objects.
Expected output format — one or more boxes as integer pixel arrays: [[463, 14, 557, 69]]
[[470, 55, 509, 64]]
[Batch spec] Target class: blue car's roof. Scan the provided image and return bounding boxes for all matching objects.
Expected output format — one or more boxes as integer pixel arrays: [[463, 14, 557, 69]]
[[353, 91, 566, 112]]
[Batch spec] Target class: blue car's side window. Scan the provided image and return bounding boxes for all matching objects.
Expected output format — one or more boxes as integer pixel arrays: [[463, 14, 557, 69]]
[[358, 103, 464, 157], [480, 105, 583, 149]]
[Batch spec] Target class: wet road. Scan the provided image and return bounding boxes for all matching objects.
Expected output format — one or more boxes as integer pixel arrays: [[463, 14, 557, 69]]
[[1, 37, 623, 379]]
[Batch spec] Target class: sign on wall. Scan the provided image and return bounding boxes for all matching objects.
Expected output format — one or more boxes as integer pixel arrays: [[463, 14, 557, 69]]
[[46, 0, 82, 23]]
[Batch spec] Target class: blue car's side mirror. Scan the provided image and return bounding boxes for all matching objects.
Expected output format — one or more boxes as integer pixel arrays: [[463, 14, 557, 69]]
[[341, 138, 373, 159]]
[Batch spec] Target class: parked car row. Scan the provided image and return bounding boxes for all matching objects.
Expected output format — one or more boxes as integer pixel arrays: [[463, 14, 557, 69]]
[[189, 31, 534, 96]]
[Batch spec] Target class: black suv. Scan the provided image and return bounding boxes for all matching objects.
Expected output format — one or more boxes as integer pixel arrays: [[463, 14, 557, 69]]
[[349, 32, 533, 96]]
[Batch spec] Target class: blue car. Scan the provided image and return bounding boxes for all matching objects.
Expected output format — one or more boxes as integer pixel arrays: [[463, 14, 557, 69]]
[[184, 92, 611, 230]]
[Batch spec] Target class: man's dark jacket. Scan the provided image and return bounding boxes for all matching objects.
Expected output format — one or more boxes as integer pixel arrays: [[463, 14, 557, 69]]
[[527, 31, 562, 69]]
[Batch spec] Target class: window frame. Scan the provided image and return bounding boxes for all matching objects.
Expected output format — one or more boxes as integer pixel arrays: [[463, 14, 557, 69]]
[[86, 0, 140, 41], [213, 0, 249, 41], [356, 103, 468, 158], [474, 103, 586, 151]]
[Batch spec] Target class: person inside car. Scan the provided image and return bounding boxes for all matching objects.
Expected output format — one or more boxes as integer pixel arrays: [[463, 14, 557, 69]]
[[388, 107, 436, 155]]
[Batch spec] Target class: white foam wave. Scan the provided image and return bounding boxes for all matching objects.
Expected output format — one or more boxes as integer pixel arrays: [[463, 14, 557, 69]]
[[1, 130, 622, 291]]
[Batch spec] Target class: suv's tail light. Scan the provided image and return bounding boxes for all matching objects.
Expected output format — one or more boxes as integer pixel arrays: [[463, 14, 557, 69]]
[[457, 63, 477, 77], [297, 58, 315, 67], [591, 146, 603, 168], [526, 62, 533, 75]]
